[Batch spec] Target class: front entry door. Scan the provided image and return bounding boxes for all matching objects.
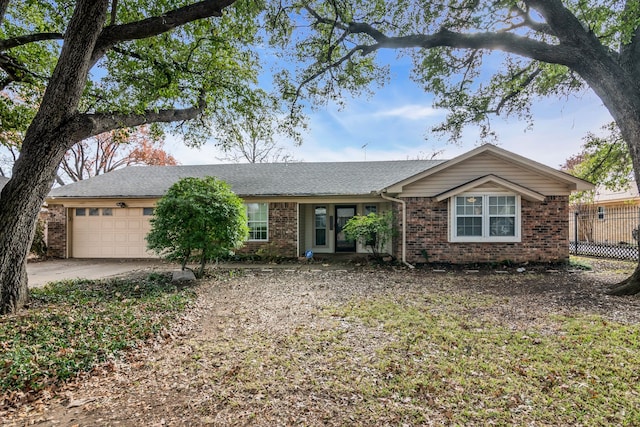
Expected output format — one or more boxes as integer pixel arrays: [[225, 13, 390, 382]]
[[335, 205, 356, 252]]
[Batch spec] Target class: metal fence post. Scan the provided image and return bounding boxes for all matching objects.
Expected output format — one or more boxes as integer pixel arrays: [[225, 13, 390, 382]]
[[574, 210, 579, 256]]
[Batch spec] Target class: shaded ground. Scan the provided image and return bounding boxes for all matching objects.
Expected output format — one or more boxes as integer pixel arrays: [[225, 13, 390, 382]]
[[4, 257, 640, 426]]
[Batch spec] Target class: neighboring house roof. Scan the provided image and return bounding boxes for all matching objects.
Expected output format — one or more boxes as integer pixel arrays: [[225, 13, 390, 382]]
[[48, 159, 446, 199], [593, 181, 640, 204], [0, 176, 9, 191]]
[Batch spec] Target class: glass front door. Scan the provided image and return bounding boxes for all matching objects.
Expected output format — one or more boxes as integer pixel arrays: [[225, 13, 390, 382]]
[[335, 206, 356, 252]]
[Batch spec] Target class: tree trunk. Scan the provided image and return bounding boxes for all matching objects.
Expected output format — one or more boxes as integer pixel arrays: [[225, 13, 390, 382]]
[[571, 41, 640, 295], [0, 129, 80, 314], [608, 255, 640, 295], [0, 0, 108, 314]]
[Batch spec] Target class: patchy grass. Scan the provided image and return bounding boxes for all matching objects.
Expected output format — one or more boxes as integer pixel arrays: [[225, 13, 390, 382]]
[[323, 296, 640, 425], [569, 256, 594, 270], [191, 288, 640, 425], [0, 273, 194, 398], [572, 255, 637, 276]]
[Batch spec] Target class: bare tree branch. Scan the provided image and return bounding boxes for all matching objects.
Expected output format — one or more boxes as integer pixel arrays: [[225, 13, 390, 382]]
[[523, 0, 601, 50], [506, 3, 555, 36]]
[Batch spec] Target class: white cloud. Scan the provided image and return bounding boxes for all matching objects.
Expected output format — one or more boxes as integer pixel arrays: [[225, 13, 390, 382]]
[[375, 105, 443, 120]]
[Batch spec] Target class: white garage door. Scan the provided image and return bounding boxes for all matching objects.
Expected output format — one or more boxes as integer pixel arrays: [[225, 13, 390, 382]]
[[72, 207, 155, 258]]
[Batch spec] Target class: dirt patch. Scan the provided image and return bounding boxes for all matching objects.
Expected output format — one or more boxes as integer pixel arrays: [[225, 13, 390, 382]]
[[4, 260, 640, 426]]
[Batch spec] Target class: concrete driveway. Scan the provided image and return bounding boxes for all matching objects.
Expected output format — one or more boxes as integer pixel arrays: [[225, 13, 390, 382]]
[[26, 259, 173, 288]]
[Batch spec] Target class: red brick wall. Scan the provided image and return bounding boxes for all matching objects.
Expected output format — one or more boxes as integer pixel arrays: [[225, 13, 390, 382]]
[[46, 204, 67, 258], [394, 196, 569, 264], [240, 202, 298, 257]]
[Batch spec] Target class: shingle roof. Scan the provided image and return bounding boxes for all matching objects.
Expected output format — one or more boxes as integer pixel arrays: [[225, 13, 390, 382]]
[[48, 160, 446, 199]]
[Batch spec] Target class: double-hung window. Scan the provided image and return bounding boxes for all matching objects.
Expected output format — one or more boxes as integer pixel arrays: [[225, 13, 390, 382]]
[[451, 194, 520, 242], [246, 203, 268, 241]]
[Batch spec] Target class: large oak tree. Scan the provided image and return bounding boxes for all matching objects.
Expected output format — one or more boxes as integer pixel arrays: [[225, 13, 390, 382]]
[[271, 0, 640, 295], [0, 0, 265, 313]]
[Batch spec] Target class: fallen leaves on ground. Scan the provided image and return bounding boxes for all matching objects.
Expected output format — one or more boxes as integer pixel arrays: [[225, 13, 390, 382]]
[[3, 260, 640, 426]]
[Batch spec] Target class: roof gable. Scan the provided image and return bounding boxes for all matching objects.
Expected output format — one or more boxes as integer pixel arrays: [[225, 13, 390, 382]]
[[384, 144, 593, 194]]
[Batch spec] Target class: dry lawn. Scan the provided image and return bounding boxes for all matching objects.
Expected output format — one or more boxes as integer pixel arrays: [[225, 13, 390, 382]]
[[4, 257, 640, 426]]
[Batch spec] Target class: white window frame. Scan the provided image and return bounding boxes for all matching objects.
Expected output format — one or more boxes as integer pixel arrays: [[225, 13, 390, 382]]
[[314, 205, 328, 247], [449, 193, 521, 243], [246, 203, 269, 242]]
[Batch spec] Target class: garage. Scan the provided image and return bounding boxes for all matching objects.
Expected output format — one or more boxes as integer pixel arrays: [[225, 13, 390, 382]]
[[71, 206, 155, 258]]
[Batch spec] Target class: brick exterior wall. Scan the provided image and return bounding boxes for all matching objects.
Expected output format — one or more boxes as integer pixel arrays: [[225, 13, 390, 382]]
[[240, 202, 298, 257], [46, 204, 67, 258], [394, 196, 569, 264]]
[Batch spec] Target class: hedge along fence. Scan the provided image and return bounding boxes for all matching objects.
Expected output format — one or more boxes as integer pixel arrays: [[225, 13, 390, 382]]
[[569, 205, 640, 260]]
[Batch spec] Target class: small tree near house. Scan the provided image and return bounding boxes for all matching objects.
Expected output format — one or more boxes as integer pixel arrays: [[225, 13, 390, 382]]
[[146, 177, 248, 278], [343, 212, 394, 261]]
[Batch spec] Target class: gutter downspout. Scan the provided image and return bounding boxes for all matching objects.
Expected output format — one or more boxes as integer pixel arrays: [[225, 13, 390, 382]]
[[379, 192, 415, 269]]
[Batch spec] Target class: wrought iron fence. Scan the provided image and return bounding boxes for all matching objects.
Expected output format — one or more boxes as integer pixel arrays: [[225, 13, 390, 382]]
[[569, 205, 640, 260]]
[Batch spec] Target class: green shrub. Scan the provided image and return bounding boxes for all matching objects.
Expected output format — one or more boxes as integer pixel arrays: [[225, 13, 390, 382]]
[[146, 177, 248, 277], [342, 211, 394, 260]]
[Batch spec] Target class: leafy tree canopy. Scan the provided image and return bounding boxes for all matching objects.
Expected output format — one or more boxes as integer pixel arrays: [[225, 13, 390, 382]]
[[563, 122, 633, 192], [268, 0, 639, 142], [0, 0, 276, 147], [146, 176, 248, 277]]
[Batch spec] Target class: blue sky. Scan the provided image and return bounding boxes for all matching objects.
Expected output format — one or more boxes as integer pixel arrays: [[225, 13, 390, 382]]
[[166, 51, 613, 170]]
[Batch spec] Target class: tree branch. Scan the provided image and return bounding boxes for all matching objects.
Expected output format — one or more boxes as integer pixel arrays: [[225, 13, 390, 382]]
[[0, 32, 63, 51], [347, 24, 575, 66], [619, 1, 640, 79], [0, 53, 49, 88], [506, 3, 555, 36], [493, 67, 542, 114], [0, 0, 9, 27], [304, 5, 348, 32], [292, 44, 362, 107], [91, 0, 237, 65], [523, 0, 596, 47], [71, 97, 207, 140], [110, 0, 118, 25]]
